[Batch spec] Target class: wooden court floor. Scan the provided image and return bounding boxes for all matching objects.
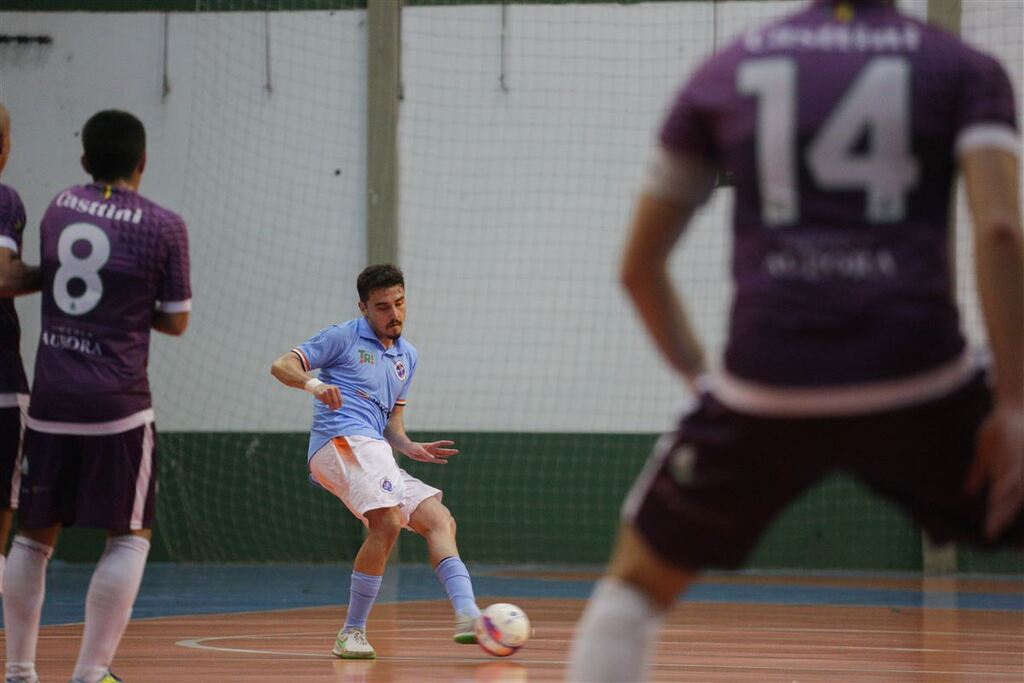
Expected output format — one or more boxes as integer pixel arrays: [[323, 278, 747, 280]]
[[9, 576, 1024, 682]]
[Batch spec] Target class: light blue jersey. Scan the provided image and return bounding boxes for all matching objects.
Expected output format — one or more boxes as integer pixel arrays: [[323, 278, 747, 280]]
[[293, 317, 417, 460]]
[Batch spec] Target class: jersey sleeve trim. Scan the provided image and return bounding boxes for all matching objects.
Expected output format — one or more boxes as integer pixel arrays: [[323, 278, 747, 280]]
[[642, 147, 710, 206], [956, 123, 1020, 157], [292, 348, 310, 372], [156, 299, 192, 313], [0, 236, 18, 253]]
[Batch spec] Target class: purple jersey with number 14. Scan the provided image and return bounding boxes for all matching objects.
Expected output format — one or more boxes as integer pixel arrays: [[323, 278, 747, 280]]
[[28, 183, 191, 428], [660, 0, 1018, 388]]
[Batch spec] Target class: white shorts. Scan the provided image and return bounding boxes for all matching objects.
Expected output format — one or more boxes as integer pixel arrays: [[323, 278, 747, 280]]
[[309, 435, 442, 527]]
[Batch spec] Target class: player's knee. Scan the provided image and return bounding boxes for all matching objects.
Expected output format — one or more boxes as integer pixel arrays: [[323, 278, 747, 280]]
[[366, 507, 403, 541], [427, 505, 456, 537], [447, 514, 457, 538], [412, 502, 455, 539]]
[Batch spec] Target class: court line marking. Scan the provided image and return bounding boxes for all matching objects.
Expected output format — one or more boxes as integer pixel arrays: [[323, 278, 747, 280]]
[[174, 632, 1024, 676], [175, 636, 331, 659], [658, 625, 1024, 638], [174, 634, 552, 664]]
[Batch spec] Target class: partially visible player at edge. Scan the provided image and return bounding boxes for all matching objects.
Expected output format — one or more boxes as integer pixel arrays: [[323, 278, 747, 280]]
[[271, 263, 482, 660], [3, 110, 191, 683], [0, 103, 42, 598], [569, 1, 1024, 680]]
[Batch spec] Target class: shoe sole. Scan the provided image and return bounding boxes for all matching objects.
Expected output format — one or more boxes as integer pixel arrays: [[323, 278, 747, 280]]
[[453, 633, 477, 644]]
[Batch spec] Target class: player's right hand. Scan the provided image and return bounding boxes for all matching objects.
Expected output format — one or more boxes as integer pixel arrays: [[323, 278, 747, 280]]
[[313, 384, 343, 411], [966, 404, 1024, 540]]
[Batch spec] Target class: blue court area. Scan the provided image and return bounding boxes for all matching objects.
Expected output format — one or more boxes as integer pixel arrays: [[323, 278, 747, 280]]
[[13, 562, 1024, 627]]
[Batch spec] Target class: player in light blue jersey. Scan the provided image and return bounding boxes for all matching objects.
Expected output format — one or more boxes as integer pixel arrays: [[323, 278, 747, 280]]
[[271, 263, 482, 659]]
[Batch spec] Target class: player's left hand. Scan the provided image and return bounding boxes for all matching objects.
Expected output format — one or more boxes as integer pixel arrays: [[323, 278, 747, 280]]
[[966, 404, 1024, 540], [403, 440, 459, 465]]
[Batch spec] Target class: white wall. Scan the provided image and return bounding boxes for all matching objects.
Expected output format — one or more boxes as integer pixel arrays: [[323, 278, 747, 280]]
[[2, 10, 369, 432], [0, 1, 1018, 433]]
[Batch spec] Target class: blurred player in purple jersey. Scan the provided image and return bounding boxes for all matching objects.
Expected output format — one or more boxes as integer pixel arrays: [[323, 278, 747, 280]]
[[0, 103, 41, 599], [3, 111, 191, 683], [568, 1, 1023, 680]]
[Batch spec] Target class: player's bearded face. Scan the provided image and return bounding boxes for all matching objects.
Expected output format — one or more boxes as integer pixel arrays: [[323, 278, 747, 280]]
[[361, 285, 406, 342]]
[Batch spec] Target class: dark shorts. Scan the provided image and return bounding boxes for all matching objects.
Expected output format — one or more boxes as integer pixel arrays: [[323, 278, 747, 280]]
[[0, 405, 24, 509], [627, 372, 1023, 569], [18, 422, 157, 531]]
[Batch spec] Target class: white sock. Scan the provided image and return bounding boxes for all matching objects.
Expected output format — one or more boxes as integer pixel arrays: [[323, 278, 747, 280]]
[[567, 577, 665, 683], [71, 535, 151, 683], [3, 536, 54, 681]]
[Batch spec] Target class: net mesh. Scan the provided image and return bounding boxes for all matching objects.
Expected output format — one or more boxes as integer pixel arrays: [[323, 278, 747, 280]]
[[71, 0, 1018, 572]]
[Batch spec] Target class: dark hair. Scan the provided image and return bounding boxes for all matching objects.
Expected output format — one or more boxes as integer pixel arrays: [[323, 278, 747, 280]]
[[82, 110, 146, 182], [357, 263, 404, 302]]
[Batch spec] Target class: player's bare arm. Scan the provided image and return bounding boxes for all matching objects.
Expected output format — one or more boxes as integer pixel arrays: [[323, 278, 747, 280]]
[[270, 350, 342, 410], [0, 245, 40, 296], [621, 149, 717, 390], [152, 310, 189, 336], [961, 147, 1024, 539], [384, 404, 458, 465]]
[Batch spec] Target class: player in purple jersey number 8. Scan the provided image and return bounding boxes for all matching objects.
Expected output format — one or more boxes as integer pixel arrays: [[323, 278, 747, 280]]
[[3, 111, 190, 683]]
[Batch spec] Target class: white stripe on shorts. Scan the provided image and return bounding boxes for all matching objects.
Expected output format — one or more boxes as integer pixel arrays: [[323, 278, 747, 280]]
[[9, 402, 26, 509], [621, 432, 679, 522], [0, 393, 29, 409], [130, 421, 155, 530]]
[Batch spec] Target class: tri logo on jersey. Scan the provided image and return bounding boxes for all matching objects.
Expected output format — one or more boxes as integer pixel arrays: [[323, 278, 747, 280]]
[[358, 349, 375, 365]]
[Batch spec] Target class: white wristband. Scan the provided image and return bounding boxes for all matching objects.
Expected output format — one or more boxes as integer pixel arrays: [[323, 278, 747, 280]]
[[304, 377, 325, 394]]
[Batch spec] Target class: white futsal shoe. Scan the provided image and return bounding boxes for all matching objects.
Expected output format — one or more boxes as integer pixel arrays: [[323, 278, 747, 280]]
[[454, 611, 478, 644], [333, 626, 377, 659], [70, 672, 124, 683]]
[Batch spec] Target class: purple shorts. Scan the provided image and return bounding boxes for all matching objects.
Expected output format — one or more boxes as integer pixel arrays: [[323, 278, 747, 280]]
[[0, 406, 23, 509], [626, 372, 1022, 569], [18, 422, 157, 531]]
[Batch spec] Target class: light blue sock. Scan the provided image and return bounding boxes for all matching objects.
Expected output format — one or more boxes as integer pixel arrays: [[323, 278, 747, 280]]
[[343, 571, 383, 630], [434, 556, 480, 618]]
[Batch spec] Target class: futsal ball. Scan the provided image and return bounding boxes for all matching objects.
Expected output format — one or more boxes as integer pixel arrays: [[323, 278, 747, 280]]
[[475, 603, 531, 657]]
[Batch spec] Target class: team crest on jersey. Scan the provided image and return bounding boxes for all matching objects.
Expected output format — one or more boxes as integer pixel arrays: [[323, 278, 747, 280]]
[[380, 477, 394, 493], [358, 349, 375, 365], [393, 359, 408, 381], [13, 218, 23, 234]]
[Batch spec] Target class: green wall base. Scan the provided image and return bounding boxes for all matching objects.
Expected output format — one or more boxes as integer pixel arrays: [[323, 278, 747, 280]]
[[44, 431, 1021, 576]]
